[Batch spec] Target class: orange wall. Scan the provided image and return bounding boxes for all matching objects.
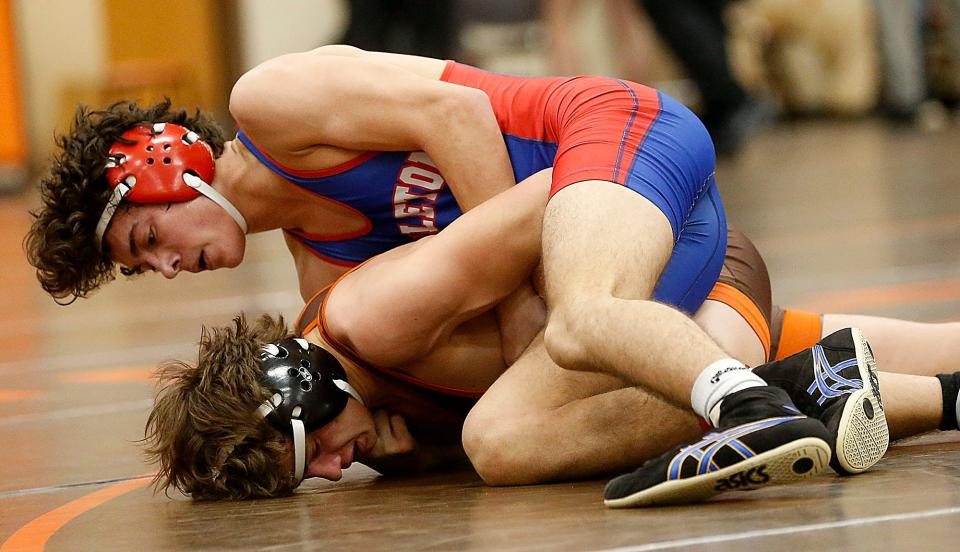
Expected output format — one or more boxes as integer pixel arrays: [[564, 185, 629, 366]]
[[103, 0, 233, 114], [0, 0, 26, 164]]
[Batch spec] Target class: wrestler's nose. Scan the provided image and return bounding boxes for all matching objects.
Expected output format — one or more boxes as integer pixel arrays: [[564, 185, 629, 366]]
[[156, 252, 181, 279], [306, 453, 344, 481]]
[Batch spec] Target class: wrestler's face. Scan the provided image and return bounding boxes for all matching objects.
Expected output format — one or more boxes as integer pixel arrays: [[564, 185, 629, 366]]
[[300, 399, 377, 481], [105, 197, 246, 278]]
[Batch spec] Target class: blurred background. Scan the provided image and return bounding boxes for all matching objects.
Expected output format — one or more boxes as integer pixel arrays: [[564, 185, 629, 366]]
[[1, 0, 960, 400], [1, 0, 958, 183]]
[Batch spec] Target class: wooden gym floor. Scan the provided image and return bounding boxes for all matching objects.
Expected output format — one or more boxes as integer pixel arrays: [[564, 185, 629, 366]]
[[1, 118, 959, 551]]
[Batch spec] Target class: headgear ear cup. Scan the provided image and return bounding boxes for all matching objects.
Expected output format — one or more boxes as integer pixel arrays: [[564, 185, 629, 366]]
[[256, 337, 364, 483], [95, 122, 248, 246]]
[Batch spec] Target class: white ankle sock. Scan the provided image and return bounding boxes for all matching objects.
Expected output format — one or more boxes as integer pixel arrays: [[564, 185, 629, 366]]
[[691, 359, 767, 427]]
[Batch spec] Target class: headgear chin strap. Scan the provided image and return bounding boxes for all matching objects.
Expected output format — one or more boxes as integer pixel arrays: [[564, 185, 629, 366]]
[[95, 122, 248, 247], [255, 337, 363, 484]]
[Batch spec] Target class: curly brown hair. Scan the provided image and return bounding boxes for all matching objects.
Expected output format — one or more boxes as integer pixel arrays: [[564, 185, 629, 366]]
[[24, 99, 226, 304], [144, 313, 298, 501]]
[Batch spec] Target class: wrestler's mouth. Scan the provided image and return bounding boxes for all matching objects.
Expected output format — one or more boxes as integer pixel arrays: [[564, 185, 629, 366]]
[[358, 435, 374, 457], [198, 250, 208, 271], [341, 442, 356, 469]]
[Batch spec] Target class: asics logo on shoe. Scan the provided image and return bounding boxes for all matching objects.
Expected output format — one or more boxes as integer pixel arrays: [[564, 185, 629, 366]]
[[668, 416, 804, 480], [714, 465, 770, 491], [710, 365, 749, 384], [807, 345, 863, 406]]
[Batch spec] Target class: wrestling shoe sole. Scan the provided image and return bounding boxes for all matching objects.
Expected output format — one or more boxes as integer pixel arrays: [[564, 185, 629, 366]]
[[834, 328, 889, 474], [603, 437, 830, 508]]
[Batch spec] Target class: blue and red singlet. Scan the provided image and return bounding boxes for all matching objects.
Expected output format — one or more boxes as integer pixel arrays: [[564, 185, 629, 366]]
[[239, 61, 726, 314]]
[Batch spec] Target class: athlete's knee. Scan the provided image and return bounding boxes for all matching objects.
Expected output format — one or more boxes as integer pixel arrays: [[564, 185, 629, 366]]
[[462, 406, 503, 483], [462, 412, 532, 486], [543, 296, 605, 372]]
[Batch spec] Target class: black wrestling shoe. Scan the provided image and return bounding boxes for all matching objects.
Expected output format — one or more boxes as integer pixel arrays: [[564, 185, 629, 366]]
[[753, 328, 888, 475], [603, 386, 831, 508]]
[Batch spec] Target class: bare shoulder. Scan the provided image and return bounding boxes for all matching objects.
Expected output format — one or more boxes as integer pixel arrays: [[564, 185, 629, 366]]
[[232, 46, 443, 104], [307, 45, 446, 78], [321, 241, 434, 362], [229, 46, 442, 150], [229, 51, 340, 118]]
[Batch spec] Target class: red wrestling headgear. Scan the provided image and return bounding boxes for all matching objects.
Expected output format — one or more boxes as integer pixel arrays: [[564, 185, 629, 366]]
[[95, 122, 247, 246], [106, 123, 215, 203]]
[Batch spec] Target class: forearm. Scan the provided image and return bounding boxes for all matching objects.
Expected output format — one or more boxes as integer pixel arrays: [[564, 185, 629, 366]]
[[361, 410, 470, 476], [496, 281, 548, 365], [235, 52, 513, 201], [339, 173, 551, 365], [415, 444, 471, 473], [425, 88, 516, 211], [363, 443, 469, 475]]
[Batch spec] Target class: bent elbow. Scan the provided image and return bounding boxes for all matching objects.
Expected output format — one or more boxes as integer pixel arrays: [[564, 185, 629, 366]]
[[438, 86, 496, 132]]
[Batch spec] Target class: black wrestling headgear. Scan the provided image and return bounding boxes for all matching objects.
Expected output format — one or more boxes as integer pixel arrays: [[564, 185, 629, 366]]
[[255, 337, 363, 483]]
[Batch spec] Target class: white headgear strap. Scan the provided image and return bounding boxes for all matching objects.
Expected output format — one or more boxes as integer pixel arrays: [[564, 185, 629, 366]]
[[94, 177, 135, 246], [257, 392, 309, 485], [291, 418, 307, 484], [94, 173, 248, 247], [182, 173, 249, 234], [333, 379, 364, 405]]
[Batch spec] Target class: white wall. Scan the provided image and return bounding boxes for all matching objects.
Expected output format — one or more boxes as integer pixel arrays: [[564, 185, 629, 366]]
[[15, 0, 105, 167], [236, 0, 347, 71]]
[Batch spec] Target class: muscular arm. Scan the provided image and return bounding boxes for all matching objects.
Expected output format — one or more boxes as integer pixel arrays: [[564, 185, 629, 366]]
[[230, 45, 516, 211], [496, 281, 547, 365], [326, 170, 553, 366]]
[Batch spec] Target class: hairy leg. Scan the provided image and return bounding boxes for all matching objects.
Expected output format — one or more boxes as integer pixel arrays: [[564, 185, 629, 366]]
[[465, 301, 950, 485], [704, 304, 947, 440], [878, 372, 943, 440], [462, 332, 702, 485], [540, 182, 728, 406], [823, 314, 960, 377], [693, 300, 767, 367]]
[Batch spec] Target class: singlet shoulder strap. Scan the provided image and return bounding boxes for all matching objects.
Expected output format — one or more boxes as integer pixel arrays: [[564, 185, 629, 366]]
[[296, 287, 329, 336], [296, 257, 368, 338], [236, 129, 380, 181]]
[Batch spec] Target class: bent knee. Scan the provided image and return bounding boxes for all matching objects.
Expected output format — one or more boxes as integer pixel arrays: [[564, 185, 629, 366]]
[[462, 412, 535, 486], [542, 298, 610, 371]]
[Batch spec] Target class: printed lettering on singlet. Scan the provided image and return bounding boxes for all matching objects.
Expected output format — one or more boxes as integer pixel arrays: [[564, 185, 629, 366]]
[[393, 152, 446, 236]]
